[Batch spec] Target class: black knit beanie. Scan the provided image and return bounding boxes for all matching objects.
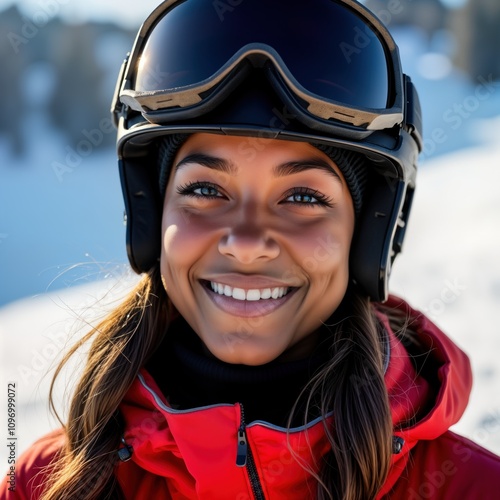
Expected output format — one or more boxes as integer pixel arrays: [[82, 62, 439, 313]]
[[157, 134, 368, 214]]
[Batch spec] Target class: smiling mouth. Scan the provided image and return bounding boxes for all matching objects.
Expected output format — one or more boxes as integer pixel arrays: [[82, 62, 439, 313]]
[[203, 280, 294, 301]]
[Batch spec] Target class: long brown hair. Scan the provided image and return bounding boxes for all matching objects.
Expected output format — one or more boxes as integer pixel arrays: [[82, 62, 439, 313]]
[[290, 293, 393, 499], [41, 266, 169, 499], [41, 268, 395, 499]]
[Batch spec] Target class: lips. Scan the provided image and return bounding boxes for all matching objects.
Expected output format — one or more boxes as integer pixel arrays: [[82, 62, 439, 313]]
[[201, 279, 299, 318]]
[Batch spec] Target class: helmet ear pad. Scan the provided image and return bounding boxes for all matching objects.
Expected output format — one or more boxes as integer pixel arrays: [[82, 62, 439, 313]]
[[119, 151, 163, 274], [350, 172, 411, 302]]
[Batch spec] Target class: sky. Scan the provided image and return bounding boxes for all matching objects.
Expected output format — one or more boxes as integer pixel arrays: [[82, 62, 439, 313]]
[[0, 0, 468, 28]]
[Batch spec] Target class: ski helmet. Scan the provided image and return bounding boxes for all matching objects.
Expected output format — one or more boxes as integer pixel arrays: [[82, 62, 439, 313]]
[[111, 0, 423, 302]]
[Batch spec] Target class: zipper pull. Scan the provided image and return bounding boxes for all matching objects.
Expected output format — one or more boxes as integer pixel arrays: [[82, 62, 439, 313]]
[[236, 425, 248, 467], [236, 404, 248, 467]]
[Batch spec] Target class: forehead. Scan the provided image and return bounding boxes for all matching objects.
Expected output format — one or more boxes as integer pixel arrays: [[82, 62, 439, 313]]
[[177, 133, 318, 157], [170, 133, 344, 183], [168, 133, 345, 193]]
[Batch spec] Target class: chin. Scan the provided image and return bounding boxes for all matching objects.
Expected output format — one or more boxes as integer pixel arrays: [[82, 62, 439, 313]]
[[208, 339, 284, 366]]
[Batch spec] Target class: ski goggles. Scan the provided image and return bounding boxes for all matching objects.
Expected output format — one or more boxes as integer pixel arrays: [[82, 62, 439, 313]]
[[113, 0, 415, 136]]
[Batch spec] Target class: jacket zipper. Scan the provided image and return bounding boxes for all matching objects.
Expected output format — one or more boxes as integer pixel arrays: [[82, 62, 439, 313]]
[[236, 404, 266, 500]]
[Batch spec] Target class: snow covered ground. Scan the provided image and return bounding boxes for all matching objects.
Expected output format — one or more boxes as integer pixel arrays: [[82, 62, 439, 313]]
[[1, 128, 500, 462], [0, 271, 139, 459], [391, 120, 500, 456]]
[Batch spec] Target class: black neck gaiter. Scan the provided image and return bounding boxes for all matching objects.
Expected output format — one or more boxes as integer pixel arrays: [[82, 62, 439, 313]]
[[146, 317, 333, 427]]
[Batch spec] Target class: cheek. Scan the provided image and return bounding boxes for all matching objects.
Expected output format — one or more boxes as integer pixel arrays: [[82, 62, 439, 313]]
[[298, 233, 344, 272], [160, 207, 223, 282], [290, 216, 353, 277], [303, 226, 352, 320], [161, 223, 182, 268], [160, 211, 201, 279]]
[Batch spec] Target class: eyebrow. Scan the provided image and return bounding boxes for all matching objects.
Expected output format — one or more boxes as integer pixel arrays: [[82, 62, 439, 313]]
[[174, 153, 238, 175], [273, 158, 343, 184], [174, 153, 342, 184]]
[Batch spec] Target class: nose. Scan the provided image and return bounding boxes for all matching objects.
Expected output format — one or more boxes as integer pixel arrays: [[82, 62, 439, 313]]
[[218, 210, 280, 264]]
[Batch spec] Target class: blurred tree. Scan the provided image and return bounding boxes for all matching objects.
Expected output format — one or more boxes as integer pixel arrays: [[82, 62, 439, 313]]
[[0, 5, 133, 159], [364, 0, 448, 40], [453, 0, 500, 81], [0, 6, 28, 156], [48, 23, 109, 148]]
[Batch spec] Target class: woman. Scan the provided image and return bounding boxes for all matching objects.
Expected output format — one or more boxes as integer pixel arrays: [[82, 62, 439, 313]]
[[7, 0, 500, 499]]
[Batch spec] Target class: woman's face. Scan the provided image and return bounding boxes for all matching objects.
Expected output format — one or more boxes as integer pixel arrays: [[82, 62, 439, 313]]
[[161, 133, 355, 365]]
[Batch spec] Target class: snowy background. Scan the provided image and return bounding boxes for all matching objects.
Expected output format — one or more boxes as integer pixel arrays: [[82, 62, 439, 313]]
[[1, 0, 500, 463]]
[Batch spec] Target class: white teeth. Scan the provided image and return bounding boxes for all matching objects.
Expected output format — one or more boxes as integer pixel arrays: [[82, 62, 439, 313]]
[[232, 288, 246, 300], [209, 282, 290, 301], [246, 289, 261, 301]]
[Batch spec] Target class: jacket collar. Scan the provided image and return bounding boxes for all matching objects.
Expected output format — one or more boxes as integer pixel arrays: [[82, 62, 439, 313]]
[[119, 296, 472, 496]]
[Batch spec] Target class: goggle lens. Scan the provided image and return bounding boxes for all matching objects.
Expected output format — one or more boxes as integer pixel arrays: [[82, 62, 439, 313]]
[[134, 0, 391, 110]]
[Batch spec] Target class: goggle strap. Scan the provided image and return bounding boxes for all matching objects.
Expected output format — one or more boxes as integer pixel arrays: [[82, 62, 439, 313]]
[[111, 53, 131, 128], [404, 77, 423, 153]]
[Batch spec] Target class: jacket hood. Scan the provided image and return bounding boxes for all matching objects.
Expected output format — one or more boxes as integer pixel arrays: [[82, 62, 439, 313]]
[[377, 296, 472, 495], [384, 296, 472, 441], [118, 296, 472, 498]]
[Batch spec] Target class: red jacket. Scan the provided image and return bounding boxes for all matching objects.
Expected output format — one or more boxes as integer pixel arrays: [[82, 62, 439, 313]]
[[4, 298, 500, 499]]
